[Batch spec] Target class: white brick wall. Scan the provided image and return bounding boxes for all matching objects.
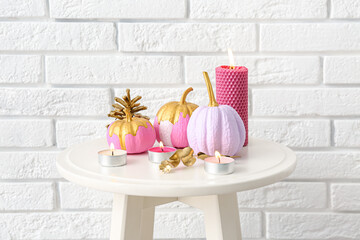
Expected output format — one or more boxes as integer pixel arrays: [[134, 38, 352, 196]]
[[331, 183, 360, 211], [249, 119, 331, 147], [46, 56, 183, 84], [0, 182, 54, 210], [0, 152, 60, 179], [0, 55, 42, 84], [237, 182, 327, 209], [253, 89, 360, 116], [267, 213, 360, 239], [119, 23, 257, 52], [260, 23, 360, 51], [49, 0, 186, 19], [0, 120, 54, 147], [0, 0, 46, 17], [56, 120, 108, 148], [334, 120, 360, 147], [0, 22, 116, 51], [0, 88, 111, 116], [0, 0, 359, 239], [331, 0, 360, 18], [190, 0, 327, 19], [324, 57, 360, 84]]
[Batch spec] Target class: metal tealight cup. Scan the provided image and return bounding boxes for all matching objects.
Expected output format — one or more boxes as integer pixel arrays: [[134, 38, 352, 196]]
[[98, 149, 127, 167], [148, 147, 176, 164]]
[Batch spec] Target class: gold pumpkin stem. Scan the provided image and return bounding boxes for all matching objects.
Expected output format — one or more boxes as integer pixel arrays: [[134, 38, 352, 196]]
[[203, 72, 219, 107], [180, 87, 193, 104], [124, 108, 132, 122]]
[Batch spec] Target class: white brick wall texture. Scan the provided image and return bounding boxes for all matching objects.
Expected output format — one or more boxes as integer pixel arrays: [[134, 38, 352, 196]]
[[0, 0, 359, 239]]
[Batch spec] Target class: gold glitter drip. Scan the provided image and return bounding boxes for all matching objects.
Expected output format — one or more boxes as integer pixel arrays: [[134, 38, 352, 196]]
[[109, 109, 153, 150], [156, 87, 198, 124]]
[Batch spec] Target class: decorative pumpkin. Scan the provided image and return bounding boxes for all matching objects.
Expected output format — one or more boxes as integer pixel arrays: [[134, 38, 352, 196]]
[[107, 89, 155, 154], [107, 109, 156, 154], [154, 87, 198, 148], [187, 72, 246, 156]]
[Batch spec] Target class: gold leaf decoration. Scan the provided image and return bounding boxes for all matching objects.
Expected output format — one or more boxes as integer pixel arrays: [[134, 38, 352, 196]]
[[174, 147, 196, 167], [159, 160, 175, 174], [159, 147, 197, 173]]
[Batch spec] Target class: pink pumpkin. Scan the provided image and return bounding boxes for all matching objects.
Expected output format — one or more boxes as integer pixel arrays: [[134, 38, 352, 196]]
[[187, 72, 246, 156], [107, 109, 156, 154], [154, 87, 198, 148]]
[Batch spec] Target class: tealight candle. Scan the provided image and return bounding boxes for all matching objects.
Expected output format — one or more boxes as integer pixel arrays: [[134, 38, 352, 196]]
[[98, 143, 127, 167], [204, 151, 235, 175], [148, 141, 176, 164]]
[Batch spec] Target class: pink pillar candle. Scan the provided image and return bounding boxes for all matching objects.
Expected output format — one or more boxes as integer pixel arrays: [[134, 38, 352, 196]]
[[216, 66, 248, 146]]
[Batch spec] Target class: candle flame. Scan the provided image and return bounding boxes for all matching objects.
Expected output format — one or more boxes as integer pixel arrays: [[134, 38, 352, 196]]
[[227, 48, 235, 69], [215, 151, 221, 162], [110, 143, 115, 156], [159, 141, 164, 151]]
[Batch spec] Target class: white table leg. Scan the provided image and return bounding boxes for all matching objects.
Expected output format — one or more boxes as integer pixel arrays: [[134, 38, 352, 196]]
[[139, 206, 155, 240], [179, 193, 242, 240], [110, 194, 144, 240], [110, 194, 176, 240]]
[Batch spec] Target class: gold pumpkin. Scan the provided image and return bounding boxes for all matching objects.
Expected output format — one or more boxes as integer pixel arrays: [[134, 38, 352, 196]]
[[154, 87, 198, 148], [107, 109, 156, 153]]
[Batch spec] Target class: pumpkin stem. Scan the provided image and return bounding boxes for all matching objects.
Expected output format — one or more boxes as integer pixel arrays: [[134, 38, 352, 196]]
[[180, 87, 193, 104], [124, 108, 132, 122], [203, 72, 219, 107]]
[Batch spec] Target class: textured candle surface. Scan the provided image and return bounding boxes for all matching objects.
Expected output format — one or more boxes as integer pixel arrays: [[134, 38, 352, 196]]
[[216, 65, 248, 146]]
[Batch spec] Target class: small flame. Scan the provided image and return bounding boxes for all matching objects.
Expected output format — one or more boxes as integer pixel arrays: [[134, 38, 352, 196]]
[[215, 151, 221, 162], [110, 143, 115, 155], [159, 141, 164, 151], [227, 48, 235, 69]]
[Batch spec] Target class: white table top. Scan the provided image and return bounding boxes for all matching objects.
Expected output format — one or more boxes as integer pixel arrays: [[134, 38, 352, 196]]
[[57, 138, 296, 197]]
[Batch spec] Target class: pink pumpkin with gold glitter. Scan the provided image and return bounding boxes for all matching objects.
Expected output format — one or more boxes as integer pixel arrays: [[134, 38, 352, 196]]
[[107, 109, 156, 154], [154, 87, 198, 148]]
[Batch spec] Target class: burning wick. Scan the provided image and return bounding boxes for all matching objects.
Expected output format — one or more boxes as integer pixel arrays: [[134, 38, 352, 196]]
[[227, 48, 235, 70], [159, 141, 164, 152], [215, 151, 221, 163], [110, 143, 115, 156]]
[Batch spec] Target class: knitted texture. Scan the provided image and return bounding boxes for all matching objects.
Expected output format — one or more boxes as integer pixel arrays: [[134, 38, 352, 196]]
[[216, 66, 248, 146]]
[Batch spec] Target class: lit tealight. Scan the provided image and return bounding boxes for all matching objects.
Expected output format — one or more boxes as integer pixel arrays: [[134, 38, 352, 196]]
[[148, 142, 176, 164], [204, 151, 235, 175], [98, 143, 127, 167]]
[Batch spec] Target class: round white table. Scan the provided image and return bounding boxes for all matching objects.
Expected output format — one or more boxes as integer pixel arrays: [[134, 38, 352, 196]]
[[57, 138, 296, 240]]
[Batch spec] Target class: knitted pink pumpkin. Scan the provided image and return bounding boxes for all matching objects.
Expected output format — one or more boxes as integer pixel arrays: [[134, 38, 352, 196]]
[[107, 109, 156, 154], [154, 87, 198, 148], [187, 72, 245, 156]]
